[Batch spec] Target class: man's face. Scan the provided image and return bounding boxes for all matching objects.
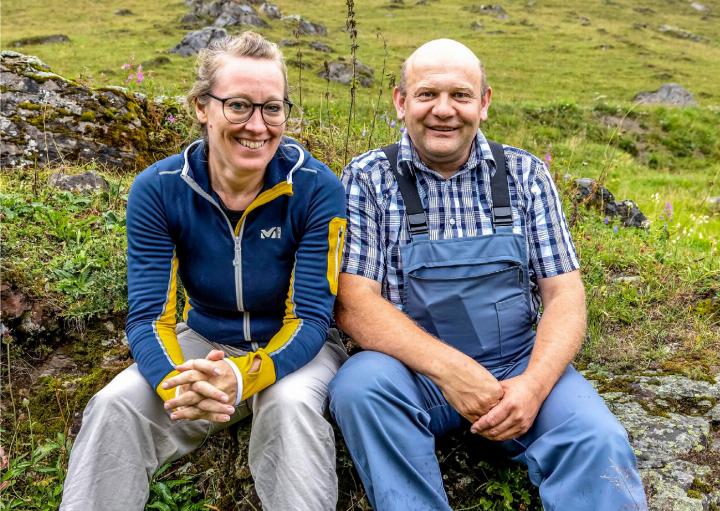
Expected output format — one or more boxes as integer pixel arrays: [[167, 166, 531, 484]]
[[393, 58, 491, 176]]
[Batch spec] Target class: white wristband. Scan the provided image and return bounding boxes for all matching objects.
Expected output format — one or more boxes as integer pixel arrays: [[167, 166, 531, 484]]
[[222, 358, 243, 405]]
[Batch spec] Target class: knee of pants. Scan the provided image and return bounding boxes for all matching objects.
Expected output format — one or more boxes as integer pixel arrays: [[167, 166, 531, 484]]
[[329, 351, 408, 419], [254, 379, 326, 430], [558, 411, 634, 468]]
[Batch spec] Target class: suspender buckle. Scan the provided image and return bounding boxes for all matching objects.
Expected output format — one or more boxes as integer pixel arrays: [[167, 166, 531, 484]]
[[492, 206, 513, 226], [407, 213, 429, 235]]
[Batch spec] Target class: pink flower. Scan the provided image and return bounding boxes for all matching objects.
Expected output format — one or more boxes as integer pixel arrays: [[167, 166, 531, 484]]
[[121, 63, 132, 71], [166, 114, 176, 124], [135, 65, 144, 84]]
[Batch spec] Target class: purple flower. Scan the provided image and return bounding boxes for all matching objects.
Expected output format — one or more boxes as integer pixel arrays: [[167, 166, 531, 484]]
[[389, 120, 397, 128], [544, 152, 552, 165], [613, 225, 619, 234], [135, 66, 144, 84], [604, 216, 610, 225], [121, 63, 132, 71], [166, 114, 176, 124], [663, 201, 673, 221]]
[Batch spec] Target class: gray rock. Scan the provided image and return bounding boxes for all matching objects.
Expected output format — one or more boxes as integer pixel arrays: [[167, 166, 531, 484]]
[[48, 171, 109, 192], [309, 41, 333, 53], [706, 196, 720, 212], [690, 2, 708, 12], [575, 178, 649, 228], [213, 3, 267, 27], [36, 354, 78, 378], [657, 25, 705, 42], [279, 39, 301, 47], [634, 83, 697, 106], [10, 34, 70, 47], [318, 59, 374, 87], [463, 4, 509, 19], [260, 2, 281, 18], [170, 27, 228, 56], [283, 15, 328, 36], [114, 8, 134, 16], [0, 51, 156, 169], [470, 21, 484, 31], [641, 461, 708, 511]]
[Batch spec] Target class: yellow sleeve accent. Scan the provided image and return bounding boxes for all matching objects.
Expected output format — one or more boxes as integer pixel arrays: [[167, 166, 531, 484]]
[[229, 351, 276, 401], [155, 369, 181, 402], [154, 255, 184, 366], [182, 288, 192, 322], [326, 217, 347, 295]]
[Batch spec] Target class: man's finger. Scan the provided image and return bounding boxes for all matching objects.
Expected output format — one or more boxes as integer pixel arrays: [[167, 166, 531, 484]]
[[190, 380, 229, 403], [471, 401, 511, 434]]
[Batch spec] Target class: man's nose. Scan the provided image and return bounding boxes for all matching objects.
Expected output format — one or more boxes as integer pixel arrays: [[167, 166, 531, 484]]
[[431, 94, 454, 117]]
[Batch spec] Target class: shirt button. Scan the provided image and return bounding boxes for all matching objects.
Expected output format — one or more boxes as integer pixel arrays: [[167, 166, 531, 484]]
[[449, 218, 456, 226]]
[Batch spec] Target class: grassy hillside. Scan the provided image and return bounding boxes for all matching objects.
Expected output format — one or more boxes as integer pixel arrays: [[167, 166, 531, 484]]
[[1, 0, 719, 509]]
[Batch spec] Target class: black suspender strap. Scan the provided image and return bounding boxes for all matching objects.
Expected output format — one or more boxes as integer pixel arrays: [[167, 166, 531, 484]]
[[382, 144, 429, 236], [487, 141, 513, 228], [382, 140, 513, 235]]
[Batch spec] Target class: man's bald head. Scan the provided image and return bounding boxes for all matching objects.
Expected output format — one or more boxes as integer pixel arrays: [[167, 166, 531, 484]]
[[398, 39, 488, 95]]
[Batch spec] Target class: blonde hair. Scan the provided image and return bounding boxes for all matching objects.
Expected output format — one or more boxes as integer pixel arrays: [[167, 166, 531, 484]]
[[186, 31, 288, 114]]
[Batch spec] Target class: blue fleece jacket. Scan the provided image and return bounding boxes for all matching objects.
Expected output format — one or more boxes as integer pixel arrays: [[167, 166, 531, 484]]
[[125, 138, 347, 401]]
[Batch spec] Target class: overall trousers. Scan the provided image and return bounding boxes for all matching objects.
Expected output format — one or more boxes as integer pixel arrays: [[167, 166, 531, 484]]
[[329, 142, 648, 511]]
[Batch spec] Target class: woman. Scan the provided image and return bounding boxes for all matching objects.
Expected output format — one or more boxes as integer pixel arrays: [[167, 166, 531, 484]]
[[61, 32, 348, 511]]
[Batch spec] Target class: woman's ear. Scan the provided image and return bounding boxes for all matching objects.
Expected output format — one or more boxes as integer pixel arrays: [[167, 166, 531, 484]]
[[195, 98, 208, 124]]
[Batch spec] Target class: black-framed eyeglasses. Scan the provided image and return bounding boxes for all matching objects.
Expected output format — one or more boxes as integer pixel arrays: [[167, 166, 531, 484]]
[[205, 93, 293, 126]]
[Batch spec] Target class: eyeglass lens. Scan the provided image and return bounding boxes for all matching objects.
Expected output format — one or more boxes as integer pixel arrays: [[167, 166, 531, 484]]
[[224, 98, 290, 125]]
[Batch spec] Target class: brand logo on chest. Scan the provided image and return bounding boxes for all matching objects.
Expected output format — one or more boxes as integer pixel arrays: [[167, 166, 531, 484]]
[[260, 226, 282, 239]]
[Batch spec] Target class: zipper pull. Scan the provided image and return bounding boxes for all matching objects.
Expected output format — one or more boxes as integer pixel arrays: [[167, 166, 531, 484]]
[[233, 238, 242, 267]]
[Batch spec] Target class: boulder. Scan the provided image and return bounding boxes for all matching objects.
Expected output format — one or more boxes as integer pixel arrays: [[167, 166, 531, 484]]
[[114, 8, 134, 16], [309, 41, 333, 53], [48, 171, 109, 193], [259, 2, 282, 18], [634, 83, 697, 107], [213, 3, 267, 28], [463, 4, 509, 19], [10, 34, 70, 47], [657, 25, 705, 42], [0, 51, 157, 170], [690, 2, 708, 12], [318, 59, 374, 87], [170, 27, 229, 56], [575, 178, 649, 228], [282, 15, 328, 36]]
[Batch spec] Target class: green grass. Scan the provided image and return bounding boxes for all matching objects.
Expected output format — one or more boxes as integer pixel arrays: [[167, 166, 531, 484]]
[[2, 0, 720, 508]]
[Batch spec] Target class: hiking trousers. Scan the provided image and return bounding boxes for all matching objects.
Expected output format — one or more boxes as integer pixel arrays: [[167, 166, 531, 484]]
[[61, 325, 347, 511]]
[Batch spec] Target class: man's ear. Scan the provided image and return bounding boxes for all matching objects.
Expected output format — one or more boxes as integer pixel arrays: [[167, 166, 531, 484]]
[[195, 99, 208, 124], [392, 86, 406, 122], [479, 86, 492, 122]]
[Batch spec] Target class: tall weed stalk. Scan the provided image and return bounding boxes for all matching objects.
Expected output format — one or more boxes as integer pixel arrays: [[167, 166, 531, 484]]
[[343, 0, 358, 165]]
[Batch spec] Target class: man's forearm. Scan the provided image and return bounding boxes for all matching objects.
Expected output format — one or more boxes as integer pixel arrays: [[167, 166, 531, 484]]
[[335, 273, 503, 420], [522, 271, 586, 400]]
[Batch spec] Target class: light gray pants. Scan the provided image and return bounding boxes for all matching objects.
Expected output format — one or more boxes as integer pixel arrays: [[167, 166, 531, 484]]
[[60, 325, 347, 511]]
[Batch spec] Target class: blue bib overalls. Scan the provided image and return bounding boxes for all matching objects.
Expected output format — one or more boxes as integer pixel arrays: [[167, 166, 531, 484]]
[[330, 143, 647, 511]]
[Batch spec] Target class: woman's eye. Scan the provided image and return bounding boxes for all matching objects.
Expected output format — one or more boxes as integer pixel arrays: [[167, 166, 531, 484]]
[[228, 101, 251, 112], [264, 103, 283, 114]]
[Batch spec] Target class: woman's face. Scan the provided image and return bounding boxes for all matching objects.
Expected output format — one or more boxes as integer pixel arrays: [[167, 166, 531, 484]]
[[196, 56, 286, 177]]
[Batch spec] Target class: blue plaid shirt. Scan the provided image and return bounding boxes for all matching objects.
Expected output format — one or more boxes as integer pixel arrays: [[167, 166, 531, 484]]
[[340, 129, 579, 319]]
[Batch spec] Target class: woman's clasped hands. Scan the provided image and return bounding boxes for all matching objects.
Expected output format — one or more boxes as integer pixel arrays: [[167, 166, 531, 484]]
[[162, 349, 238, 422]]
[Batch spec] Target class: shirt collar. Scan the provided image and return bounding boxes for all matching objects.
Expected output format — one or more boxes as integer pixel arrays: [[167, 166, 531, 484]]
[[397, 128, 496, 179]]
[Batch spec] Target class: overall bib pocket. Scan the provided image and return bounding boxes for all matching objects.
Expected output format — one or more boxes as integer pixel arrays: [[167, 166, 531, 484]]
[[405, 263, 523, 364]]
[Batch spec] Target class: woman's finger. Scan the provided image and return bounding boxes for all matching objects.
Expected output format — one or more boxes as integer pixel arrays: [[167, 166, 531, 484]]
[[190, 380, 229, 402]]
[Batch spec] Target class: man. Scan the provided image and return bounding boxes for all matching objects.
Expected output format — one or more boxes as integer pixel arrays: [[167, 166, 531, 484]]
[[329, 39, 647, 510]]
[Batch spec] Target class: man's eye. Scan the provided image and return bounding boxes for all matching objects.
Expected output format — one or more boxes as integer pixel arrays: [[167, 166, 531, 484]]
[[227, 100, 251, 112], [417, 91, 435, 99], [453, 92, 472, 99]]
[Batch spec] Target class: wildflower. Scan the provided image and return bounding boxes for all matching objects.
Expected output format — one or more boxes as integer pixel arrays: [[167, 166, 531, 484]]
[[361, 127, 367, 138], [604, 216, 610, 225], [121, 63, 132, 70], [389, 120, 396, 128], [613, 225, 619, 234], [135, 65, 144, 84], [663, 201, 673, 221], [544, 152, 552, 166], [166, 114, 176, 124]]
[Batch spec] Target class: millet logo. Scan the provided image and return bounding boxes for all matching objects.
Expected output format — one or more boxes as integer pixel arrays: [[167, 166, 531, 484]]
[[260, 227, 282, 239]]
